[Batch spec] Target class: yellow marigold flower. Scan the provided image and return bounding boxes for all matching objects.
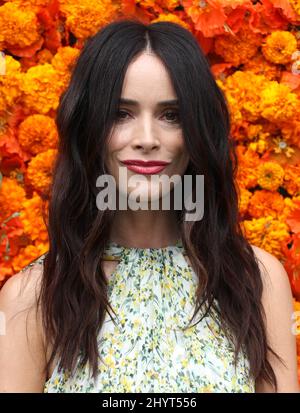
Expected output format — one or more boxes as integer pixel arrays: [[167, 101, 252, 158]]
[[214, 23, 262, 66], [262, 31, 297, 64], [248, 189, 285, 219], [12, 242, 49, 274], [0, 2, 41, 49], [20, 64, 64, 115], [248, 138, 269, 155], [151, 13, 191, 31], [257, 161, 284, 191], [260, 82, 299, 123], [0, 177, 26, 221], [59, 0, 118, 40], [218, 71, 266, 123], [241, 216, 290, 259], [242, 52, 281, 81], [26, 149, 57, 195], [18, 114, 58, 155], [19, 192, 49, 242], [0, 55, 22, 112], [238, 187, 252, 217]]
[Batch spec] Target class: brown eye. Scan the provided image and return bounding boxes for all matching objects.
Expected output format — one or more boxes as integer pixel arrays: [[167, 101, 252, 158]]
[[116, 110, 130, 121], [163, 110, 180, 124]]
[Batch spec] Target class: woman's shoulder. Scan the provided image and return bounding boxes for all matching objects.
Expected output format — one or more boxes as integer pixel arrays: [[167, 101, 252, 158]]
[[249, 243, 289, 287], [0, 253, 48, 391], [0, 253, 46, 308]]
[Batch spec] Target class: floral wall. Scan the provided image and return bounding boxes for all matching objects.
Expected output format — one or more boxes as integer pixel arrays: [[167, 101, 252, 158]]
[[0, 0, 300, 383]]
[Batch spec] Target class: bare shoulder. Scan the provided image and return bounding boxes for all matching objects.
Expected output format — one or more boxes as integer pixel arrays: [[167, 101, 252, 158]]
[[249, 244, 300, 393], [1, 255, 45, 303], [0, 254, 47, 392], [250, 244, 292, 291]]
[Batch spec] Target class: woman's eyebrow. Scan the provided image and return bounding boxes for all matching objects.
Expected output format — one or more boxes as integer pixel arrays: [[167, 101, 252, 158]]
[[118, 98, 179, 107]]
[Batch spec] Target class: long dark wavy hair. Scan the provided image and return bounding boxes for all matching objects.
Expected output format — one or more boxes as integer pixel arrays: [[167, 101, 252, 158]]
[[38, 18, 284, 391]]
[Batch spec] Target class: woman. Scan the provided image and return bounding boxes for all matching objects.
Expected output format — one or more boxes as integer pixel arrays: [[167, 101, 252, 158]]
[[0, 19, 299, 393]]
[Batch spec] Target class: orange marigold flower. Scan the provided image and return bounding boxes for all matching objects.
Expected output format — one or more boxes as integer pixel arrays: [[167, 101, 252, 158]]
[[260, 82, 299, 123], [138, 0, 182, 9], [241, 216, 290, 260], [257, 161, 284, 191], [151, 13, 191, 31], [159, 0, 180, 9], [19, 193, 49, 243], [248, 189, 285, 219], [216, 79, 243, 127], [0, 55, 22, 112], [0, 2, 41, 49], [281, 120, 300, 148], [0, 177, 26, 221], [51, 46, 80, 73], [51, 46, 80, 89], [59, 0, 118, 40], [214, 23, 262, 66], [19, 63, 65, 115], [18, 114, 58, 155], [36, 49, 54, 65], [242, 52, 281, 81], [235, 124, 271, 153], [236, 146, 260, 189], [280, 195, 300, 223], [217, 71, 266, 123], [262, 31, 298, 65], [237, 187, 252, 216], [290, 0, 300, 17], [12, 242, 49, 274], [26, 149, 57, 195], [283, 166, 300, 196]]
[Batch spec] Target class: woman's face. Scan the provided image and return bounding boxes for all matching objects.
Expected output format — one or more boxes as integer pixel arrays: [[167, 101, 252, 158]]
[[105, 51, 189, 208]]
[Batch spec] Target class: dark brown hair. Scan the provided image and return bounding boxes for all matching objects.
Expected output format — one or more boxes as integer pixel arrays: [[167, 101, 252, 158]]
[[37, 18, 284, 391]]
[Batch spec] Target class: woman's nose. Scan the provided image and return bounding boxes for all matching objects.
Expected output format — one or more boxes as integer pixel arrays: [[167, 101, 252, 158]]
[[131, 120, 160, 151]]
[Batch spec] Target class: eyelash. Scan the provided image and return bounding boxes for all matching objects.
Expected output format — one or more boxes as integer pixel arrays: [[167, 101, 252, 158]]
[[115, 109, 181, 124]]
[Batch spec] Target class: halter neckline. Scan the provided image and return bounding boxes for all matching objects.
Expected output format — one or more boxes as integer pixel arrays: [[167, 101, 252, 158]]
[[102, 238, 186, 260]]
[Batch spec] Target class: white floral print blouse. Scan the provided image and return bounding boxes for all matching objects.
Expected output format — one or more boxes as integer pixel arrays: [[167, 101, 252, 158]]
[[41, 239, 255, 393]]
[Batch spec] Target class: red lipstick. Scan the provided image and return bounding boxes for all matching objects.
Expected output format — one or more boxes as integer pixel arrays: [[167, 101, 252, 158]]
[[120, 159, 170, 175]]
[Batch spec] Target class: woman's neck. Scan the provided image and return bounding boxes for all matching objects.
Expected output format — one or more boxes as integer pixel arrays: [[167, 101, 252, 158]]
[[109, 209, 181, 249]]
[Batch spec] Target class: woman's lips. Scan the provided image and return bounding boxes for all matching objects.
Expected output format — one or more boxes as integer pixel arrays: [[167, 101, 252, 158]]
[[120, 159, 170, 175], [124, 164, 167, 174]]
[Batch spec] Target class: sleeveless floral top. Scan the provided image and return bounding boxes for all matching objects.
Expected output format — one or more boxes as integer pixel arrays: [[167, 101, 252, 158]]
[[40, 239, 255, 393]]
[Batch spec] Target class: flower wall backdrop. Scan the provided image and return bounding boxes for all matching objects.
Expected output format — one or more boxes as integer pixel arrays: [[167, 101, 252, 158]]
[[0, 0, 300, 382]]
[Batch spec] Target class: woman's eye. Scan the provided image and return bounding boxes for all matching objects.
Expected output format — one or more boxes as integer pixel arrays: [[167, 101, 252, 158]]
[[115, 109, 180, 124], [163, 110, 180, 124], [115, 110, 130, 121]]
